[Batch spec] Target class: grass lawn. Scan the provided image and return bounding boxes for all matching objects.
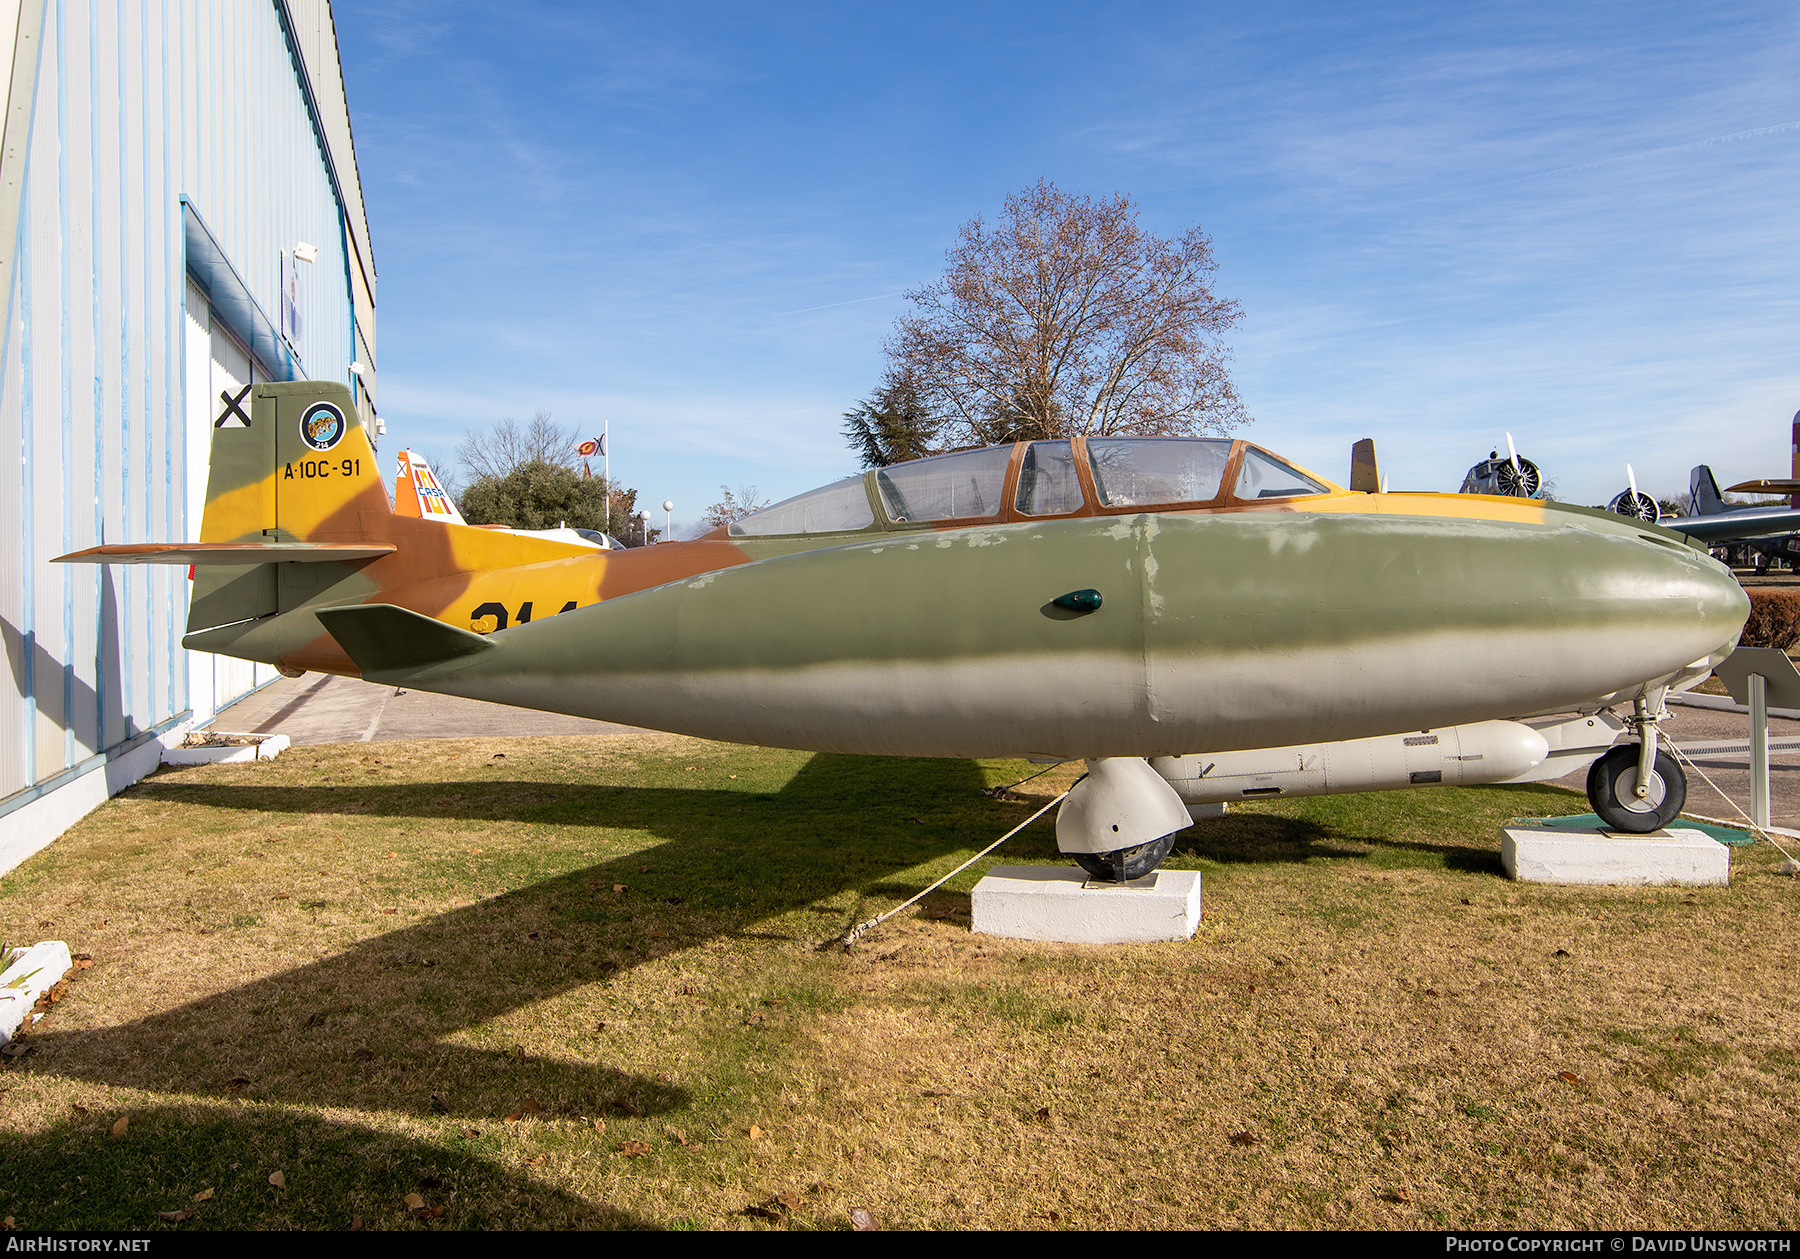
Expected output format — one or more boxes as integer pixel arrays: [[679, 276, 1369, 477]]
[[1, 733, 1796, 1231]]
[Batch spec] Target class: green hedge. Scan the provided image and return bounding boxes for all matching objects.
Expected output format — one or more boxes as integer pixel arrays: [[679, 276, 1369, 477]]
[[1741, 588, 1800, 649]]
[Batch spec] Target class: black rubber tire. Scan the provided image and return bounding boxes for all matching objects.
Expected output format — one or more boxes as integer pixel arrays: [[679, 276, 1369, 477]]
[[1586, 744, 1686, 833], [1070, 831, 1178, 883]]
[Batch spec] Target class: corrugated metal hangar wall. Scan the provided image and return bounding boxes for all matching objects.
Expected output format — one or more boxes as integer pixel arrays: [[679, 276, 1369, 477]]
[[0, 0, 375, 872]]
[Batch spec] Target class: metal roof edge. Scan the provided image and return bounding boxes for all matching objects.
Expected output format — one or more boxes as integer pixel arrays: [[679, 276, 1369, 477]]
[[269, 0, 374, 285]]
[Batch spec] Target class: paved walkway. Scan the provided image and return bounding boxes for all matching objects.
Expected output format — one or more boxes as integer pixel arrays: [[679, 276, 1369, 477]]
[[205, 673, 649, 747]]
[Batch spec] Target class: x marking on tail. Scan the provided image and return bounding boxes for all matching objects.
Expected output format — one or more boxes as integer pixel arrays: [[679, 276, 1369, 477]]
[[215, 385, 251, 428]]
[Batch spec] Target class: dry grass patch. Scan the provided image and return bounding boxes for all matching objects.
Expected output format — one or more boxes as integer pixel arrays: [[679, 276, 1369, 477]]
[[0, 736, 1796, 1229]]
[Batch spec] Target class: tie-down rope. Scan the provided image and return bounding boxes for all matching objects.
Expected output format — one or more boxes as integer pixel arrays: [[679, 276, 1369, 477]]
[[1662, 734, 1800, 868], [820, 789, 1071, 952]]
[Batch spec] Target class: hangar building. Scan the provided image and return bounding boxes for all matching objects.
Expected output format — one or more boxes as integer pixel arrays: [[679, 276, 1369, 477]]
[[0, 0, 376, 873]]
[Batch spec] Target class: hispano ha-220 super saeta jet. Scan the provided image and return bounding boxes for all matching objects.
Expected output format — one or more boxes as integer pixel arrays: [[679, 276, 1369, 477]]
[[58, 382, 1761, 881]]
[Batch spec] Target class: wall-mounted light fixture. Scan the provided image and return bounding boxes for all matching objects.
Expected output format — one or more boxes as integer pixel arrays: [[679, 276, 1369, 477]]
[[348, 361, 366, 378], [293, 241, 319, 263]]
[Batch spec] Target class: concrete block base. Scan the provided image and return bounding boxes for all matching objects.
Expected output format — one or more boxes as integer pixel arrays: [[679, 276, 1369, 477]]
[[1501, 826, 1730, 886], [971, 865, 1201, 943]]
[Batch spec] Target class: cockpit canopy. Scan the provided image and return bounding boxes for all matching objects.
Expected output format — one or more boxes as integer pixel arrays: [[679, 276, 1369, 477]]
[[728, 436, 1334, 538]]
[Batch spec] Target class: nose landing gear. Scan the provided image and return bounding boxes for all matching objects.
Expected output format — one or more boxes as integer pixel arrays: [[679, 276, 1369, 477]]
[[1585, 689, 1686, 832], [1586, 744, 1687, 832]]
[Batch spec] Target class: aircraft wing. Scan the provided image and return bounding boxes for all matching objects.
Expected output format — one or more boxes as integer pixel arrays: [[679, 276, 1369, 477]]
[[1725, 479, 1800, 495], [1663, 510, 1800, 543], [52, 542, 397, 565]]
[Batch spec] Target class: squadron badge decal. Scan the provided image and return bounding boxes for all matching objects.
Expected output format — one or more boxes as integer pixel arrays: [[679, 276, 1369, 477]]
[[300, 401, 346, 452]]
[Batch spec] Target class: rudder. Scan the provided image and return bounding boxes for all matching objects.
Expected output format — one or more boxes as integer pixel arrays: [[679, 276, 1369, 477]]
[[1687, 465, 1726, 517]]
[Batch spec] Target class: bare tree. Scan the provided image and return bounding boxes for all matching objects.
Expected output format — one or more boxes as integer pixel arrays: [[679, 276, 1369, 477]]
[[886, 180, 1248, 444], [457, 412, 581, 483], [702, 485, 772, 529]]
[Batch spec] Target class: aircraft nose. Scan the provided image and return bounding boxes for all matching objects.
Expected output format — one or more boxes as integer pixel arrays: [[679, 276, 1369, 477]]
[[1572, 529, 1749, 681], [1692, 544, 1752, 651]]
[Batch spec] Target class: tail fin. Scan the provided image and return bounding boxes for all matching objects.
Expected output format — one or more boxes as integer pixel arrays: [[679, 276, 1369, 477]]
[[393, 449, 467, 525], [1687, 465, 1726, 517], [186, 381, 390, 632], [200, 381, 389, 544]]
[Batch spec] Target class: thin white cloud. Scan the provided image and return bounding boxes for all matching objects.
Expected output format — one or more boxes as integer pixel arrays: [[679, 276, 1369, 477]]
[[1534, 119, 1800, 178], [771, 291, 905, 318]]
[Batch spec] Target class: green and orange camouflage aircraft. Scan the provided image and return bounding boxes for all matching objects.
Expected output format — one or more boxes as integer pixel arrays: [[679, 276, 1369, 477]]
[[57, 381, 1756, 879]]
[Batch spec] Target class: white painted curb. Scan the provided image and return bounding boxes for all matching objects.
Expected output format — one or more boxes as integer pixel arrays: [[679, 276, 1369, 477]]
[[0, 940, 72, 1045], [1669, 692, 1800, 721]]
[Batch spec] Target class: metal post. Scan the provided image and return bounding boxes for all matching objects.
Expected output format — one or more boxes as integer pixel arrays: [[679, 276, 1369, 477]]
[[1751, 672, 1770, 829]]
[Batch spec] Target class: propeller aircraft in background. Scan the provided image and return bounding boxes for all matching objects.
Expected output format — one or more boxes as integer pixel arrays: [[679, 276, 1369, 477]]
[[1458, 432, 1800, 551], [1678, 465, 1800, 568], [55, 383, 1766, 881]]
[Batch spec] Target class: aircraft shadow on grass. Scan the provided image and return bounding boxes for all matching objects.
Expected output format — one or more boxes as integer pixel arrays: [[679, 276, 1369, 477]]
[[1180, 812, 1509, 874], [0, 1100, 645, 1230], [15, 755, 1003, 1121], [3, 755, 1014, 1224], [1, 757, 1556, 1226], [10, 756, 1531, 1143]]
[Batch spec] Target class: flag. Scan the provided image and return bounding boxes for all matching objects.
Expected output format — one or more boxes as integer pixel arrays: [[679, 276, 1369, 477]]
[[577, 434, 605, 479]]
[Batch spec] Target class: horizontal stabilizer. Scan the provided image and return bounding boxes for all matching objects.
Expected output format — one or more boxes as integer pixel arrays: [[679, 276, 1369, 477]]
[[1665, 511, 1800, 543], [313, 603, 496, 679], [53, 542, 396, 565]]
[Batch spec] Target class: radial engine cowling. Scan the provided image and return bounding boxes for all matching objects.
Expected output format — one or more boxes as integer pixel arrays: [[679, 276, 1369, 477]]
[[1608, 488, 1661, 522]]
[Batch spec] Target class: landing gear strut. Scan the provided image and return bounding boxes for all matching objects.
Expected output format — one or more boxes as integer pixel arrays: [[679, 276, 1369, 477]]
[[1056, 757, 1193, 882], [1585, 690, 1686, 832]]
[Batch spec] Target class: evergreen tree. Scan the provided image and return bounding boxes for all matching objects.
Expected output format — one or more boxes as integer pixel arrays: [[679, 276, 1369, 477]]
[[842, 378, 942, 468], [459, 460, 655, 542]]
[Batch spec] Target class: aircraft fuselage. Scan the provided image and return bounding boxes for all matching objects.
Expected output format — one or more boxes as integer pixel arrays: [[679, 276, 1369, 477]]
[[212, 505, 1745, 761]]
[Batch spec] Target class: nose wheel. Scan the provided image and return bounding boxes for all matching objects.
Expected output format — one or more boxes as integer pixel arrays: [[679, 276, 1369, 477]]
[[1586, 744, 1686, 833]]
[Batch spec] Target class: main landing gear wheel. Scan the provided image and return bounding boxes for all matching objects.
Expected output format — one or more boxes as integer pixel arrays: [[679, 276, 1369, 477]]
[[1070, 831, 1178, 883], [1586, 744, 1686, 833]]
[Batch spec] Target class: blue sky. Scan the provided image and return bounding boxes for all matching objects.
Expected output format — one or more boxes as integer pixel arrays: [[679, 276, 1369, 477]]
[[336, 1, 1800, 534]]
